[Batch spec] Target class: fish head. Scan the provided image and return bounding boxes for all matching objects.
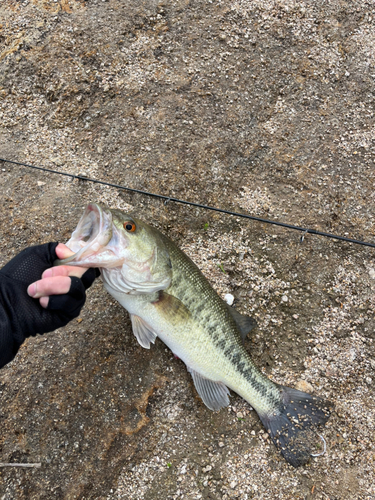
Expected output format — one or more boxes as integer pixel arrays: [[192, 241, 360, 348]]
[[55, 203, 172, 294]]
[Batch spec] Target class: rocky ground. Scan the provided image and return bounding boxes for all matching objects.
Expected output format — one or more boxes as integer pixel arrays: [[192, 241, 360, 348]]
[[0, 0, 374, 498]]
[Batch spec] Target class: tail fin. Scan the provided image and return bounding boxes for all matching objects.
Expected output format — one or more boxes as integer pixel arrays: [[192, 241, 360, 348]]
[[259, 386, 332, 467]]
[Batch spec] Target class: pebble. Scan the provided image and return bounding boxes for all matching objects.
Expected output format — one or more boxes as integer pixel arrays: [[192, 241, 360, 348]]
[[295, 380, 314, 393], [224, 293, 234, 306]]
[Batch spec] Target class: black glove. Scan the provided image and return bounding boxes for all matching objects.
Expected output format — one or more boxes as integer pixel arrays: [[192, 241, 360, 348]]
[[0, 242, 99, 368]]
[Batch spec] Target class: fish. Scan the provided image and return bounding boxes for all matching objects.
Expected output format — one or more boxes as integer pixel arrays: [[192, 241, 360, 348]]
[[56, 203, 332, 467]]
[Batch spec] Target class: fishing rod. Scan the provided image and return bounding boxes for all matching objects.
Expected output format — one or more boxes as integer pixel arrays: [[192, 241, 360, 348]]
[[1, 157, 374, 249]]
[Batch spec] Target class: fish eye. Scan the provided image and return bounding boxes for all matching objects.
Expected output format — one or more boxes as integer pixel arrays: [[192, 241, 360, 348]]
[[123, 221, 136, 232]]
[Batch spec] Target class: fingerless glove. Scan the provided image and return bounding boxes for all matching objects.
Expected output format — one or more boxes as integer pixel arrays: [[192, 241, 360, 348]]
[[0, 242, 99, 368]]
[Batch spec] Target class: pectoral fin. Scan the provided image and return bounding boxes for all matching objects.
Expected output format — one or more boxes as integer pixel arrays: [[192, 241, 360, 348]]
[[152, 291, 191, 323], [187, 367, 230, 411], [226, 305, 257, 342], [130, 314, 158, 349]]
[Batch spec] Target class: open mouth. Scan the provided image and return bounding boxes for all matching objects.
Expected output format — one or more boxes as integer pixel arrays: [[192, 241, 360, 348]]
[[55, 203, 116, 267]]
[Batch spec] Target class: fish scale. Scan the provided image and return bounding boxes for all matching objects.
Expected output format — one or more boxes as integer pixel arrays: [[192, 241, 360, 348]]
[[56, 203, 332, 467], [161, 233, 281, 412]]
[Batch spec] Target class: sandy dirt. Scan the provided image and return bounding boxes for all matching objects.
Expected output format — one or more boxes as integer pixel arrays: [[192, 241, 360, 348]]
[[0, 0, 374, 498]]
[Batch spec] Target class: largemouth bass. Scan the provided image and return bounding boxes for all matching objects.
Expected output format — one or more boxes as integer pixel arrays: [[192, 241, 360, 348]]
[[57, 203, 332, 467]]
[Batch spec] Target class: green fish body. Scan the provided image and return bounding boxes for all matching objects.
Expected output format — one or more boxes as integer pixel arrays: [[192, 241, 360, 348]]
[[57, 203, 331, 467]]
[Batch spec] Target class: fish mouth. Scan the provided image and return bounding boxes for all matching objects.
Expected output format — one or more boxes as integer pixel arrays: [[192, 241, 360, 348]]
[[55, 203, 120, 267]]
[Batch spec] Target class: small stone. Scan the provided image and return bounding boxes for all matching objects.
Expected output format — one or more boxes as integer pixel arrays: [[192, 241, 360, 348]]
[[218, 442, 224, 448], [295, 380, 314, 393], [51, 157, 63, 166], [224, 293, 234, 306], [281, 295, 288, 302], [37, 181, 46, 186]]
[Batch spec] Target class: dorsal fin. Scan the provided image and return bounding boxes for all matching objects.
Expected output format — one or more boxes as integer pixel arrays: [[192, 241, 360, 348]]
[[226, 305, 257, 341]]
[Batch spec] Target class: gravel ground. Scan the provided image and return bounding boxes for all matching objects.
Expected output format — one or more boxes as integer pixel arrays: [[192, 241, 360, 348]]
[[0, 0, 374, 499]]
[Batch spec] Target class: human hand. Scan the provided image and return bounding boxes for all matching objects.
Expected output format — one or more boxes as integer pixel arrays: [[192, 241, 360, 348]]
[[27, 243, 93, 308], [0, 242, 99, 340]]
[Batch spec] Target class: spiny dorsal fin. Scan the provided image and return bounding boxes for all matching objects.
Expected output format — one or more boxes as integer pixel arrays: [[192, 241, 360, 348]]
[[226, 305, 257, 341], [187, 367, 230, 411]]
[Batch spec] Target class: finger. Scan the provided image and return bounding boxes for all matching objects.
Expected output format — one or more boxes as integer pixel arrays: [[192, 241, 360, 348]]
[[39, 296, 49, 308], [28, 276, 72, 298], [81, 267, 100, 289], [55, 243, 76, 260], [42, 265, 86, 279], [47, 277, 85, 314]]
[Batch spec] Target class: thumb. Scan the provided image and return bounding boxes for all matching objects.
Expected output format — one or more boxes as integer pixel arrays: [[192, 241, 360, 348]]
[[55, 243, 75, 260]]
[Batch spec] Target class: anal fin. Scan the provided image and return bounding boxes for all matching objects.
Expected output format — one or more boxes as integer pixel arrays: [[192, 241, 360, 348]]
[[187, 367, 230, 411], [130, 314, 158, 349]]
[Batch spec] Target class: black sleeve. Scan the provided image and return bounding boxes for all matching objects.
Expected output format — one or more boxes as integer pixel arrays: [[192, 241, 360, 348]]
[[0, 242, 99, 369]]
